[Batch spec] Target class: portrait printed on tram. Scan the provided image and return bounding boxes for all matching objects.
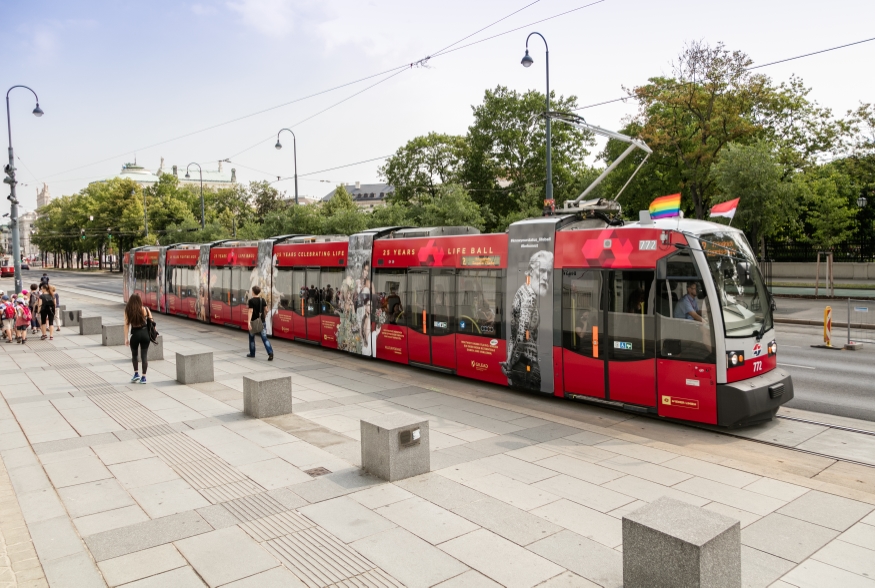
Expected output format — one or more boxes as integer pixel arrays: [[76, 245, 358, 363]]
[[337, 234, 376, 355], [195, 245, 210, 322], [501, 249, 553, 390]]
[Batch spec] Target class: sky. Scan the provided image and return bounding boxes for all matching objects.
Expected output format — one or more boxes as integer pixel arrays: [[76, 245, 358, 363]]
[[2, 0, 874, 211]]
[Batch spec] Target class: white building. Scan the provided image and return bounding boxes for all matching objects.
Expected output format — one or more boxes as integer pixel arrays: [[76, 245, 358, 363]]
[[101, 158, 237, 190], [36, 183, 52, 209], [322, 182, 394, 210]]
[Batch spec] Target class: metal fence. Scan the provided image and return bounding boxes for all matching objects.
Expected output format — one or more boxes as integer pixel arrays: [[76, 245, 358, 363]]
[[847, 299, 875, 345], [765, 241, 875, 263], [758, 258, 772, 294]]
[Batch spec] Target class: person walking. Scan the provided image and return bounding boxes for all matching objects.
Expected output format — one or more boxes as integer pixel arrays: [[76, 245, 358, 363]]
[[51, 285, 60, 332], [37, 284, 56, 340], [246, 285, 273, 360], [124, 293, 152, 384], [14, 297, 30, 344], [28, 284, 40, 334], [0, 295, 13, 343]]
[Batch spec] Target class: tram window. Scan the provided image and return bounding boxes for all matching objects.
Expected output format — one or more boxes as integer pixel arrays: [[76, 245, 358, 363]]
[[456, 270, 502, 338], [321, 268, 344, 316], [230, 267, 242, 308], [432, 271, 455, 337], [305, 269, 320, 317], [561, 269, 602, 356], [656, 253, 715, 362], [211, 267, 230, 303], [275, 268, 293, 310], [291, 268, 306, 316], [408, 272, 428, 333], [373, 269, 406, 326], [608, 271, 655, 361]]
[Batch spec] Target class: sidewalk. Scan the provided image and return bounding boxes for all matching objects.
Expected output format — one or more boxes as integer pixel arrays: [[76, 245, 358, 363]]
[[0, 289, 874, 587], [774, 296, 875, 330]]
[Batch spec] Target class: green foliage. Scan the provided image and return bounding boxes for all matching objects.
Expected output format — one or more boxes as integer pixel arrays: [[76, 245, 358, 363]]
[[250, 181, 285, 219], [380, 133, 467, 205], [799, 167, 857, 249], [323, 184, 357, 216], [410, 184, 485, 230], [711, 141, 801, 253]]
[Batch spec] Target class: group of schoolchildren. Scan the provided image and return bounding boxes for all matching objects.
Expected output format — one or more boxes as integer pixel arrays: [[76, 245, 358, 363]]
[[0, 273, 59, 344]]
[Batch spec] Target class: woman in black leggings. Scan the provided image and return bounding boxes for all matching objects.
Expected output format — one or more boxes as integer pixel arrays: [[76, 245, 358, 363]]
[[124, 293, 152, 384]]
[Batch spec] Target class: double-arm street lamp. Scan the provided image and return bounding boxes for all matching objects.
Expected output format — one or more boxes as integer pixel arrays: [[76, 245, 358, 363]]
[[275, 128, 299, 205], [185, 162, 205, 229], [5, 85, 43, 294], [521, 33, 553, 210]]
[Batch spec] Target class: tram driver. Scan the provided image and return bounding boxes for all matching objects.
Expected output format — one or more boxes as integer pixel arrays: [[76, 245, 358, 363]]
[[674, 282, 705, 323]]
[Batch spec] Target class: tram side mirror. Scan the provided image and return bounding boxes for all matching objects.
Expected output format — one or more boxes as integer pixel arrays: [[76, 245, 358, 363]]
[[770, 296, 777, 312]]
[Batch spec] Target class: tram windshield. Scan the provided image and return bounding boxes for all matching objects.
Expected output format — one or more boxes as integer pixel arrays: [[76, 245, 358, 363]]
[[699, 231, 773, 338]]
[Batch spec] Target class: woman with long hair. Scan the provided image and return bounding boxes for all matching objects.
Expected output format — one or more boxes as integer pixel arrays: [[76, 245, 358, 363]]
[[124, 293, 152, 384], [37, 283, 56, 340]]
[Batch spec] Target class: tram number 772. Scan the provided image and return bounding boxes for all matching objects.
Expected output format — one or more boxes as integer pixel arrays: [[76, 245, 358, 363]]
[[752, 361, 763, 373]]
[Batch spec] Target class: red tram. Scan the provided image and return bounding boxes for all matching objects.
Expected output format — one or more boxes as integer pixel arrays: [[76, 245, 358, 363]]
[[124, 215, 792, 427]]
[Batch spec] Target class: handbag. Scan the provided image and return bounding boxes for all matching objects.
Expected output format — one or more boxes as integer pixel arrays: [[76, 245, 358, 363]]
[[146, 310, 159, 344], [249, 299, 265, 334]]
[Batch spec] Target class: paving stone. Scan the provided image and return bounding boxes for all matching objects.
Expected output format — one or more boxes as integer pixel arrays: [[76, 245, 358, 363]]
[[289, 468, 383, 503], [221, 566, 308, 587], [91, 439, 155, 466], [15, 488, 68, 524], [452, 496, 562, 546], [440, 528, 563, 588], [533, 475, 635, 513], [465, 473, 560, 511], [58, 478, 135, 519], [175, 526, 279, 588], [661, 456, 761, 488], [777, 490, 874, 532], [299, 495, 395, 543], [31, 432, 120, 455], [73, 505, 151, 537], [196, 504, 240, 530], [741, 545, 795, 588], [743, 477, 809, 502], [121, 566, 207, 587], [742, 513, 839, 563], [85, 510, 213, 561], [601, 475, 711, 508], [838, 521, 875, 550], [236, 457, 312, 489], [264, 487, 308, 510], [434, 570, 502, 587], [109, 457, 180, 489], [130, 478, 211, 518], [394, 472, 490, 511], [531, 499, 623, 548], [534, 571, 600, 588], [513, 423, 584, 443], [781, 558, 875, 588], [528, 530, 622, 588], [348, 484, 414, 510], [97, 544, 187, 587], [28, 515, 84, 562], [351, 527, 468, 588], [811, 539, 875, 582], [376, 496, 478, 544], [41, 551, 106, 588], [461, 434, 536, 456]]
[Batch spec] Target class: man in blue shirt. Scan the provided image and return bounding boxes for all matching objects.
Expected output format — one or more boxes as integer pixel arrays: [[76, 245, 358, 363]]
[[674, 283, 704, 322]]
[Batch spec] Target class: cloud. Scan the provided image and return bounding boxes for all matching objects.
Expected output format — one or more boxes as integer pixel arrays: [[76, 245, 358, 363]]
[[226, 0, 297, 37], [191, 3, 217, 15], [19, 19, 97, 65]]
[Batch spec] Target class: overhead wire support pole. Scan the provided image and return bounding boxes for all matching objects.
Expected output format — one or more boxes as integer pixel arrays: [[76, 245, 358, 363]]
[[522, 32, 552, 209], [185, 163, 205, 229], [5, 85, 44, 295], [275, 129, 298, 205]]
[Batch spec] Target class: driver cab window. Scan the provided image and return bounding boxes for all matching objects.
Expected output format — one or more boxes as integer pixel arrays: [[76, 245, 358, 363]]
[[656, 253, 715, 362]]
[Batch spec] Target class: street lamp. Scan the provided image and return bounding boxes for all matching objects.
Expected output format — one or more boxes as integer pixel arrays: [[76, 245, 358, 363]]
[[5, 85, 43, 294], [521, 32, 553, 212], [185, 162, 205, 229], [275, 128, 299, 205]]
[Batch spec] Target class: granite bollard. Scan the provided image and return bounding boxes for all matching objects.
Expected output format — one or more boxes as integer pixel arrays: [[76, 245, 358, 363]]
[[63, 310, 81, 328], [79, 316, 102, 335], [361, 413, 429, 482], [102, 324, 125, 346], [243, 372, 293, 418], [623, 496, 741, 588], [148, 334, 163, 360], [175, 350, 214, 384]]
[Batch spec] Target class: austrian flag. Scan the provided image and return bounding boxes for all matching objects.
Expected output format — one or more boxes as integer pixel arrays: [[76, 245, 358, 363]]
[[710, 197, 740, 220]]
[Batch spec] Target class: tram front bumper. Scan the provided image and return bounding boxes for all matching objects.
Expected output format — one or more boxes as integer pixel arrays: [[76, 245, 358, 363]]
[[717, 368, 794, 428]]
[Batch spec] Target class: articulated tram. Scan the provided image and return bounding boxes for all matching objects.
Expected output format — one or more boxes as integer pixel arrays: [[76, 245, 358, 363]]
[[123, 215, 792, 428]]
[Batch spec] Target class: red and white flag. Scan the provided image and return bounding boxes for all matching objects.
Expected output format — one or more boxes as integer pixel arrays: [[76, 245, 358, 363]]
[[710, 197, 740, 220]]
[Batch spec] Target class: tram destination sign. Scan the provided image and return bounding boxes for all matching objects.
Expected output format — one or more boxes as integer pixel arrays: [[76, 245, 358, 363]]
[[461, 255, 501, 267]]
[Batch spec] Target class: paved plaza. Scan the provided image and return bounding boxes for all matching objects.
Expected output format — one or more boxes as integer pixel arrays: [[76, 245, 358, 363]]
[[0, 287, 874, 587]]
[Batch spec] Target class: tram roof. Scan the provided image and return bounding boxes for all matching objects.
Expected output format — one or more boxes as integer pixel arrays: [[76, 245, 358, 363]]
[[622, 217, 745, 237]]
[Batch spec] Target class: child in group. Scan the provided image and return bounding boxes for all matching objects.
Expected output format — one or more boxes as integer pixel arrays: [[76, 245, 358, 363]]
[[14, 297, 31, 344], [1, 295, 15, 343]]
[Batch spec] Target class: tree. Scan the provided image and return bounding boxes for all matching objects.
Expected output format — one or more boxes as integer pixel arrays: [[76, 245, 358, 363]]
[[380, 133, 467, 205], [800, 167, 857, 249], [628, 42, 772, 219], [260, 204, 323, 236], [412, 184, 485, 230], [323, 185, 357, 216], [461, 86, 594, 229], [250, 181, 285, 219], [711, 141, 800, 255]]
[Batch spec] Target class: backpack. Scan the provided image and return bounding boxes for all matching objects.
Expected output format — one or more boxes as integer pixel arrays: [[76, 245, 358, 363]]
[[3, 305, 14, 320], [20, 305, 31, 322]]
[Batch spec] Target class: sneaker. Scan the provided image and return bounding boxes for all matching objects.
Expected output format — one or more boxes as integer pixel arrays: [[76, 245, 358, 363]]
[[130, 373, 140, 382], [268, 354, 274, 361], [245, 354, 255, 358], [140, 376, 147, 385]]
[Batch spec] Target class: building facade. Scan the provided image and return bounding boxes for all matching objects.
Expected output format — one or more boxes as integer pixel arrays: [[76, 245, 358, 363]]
[[321, 182, 394, 209]]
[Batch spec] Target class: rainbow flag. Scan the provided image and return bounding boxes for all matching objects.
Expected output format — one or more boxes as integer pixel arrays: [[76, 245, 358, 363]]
[[649, 193, 681, 219]]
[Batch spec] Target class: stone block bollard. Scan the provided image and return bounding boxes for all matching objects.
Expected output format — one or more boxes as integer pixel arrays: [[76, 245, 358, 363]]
[[102, 324, 125, 346], [63, 310, 81, 328], [175, 350, 214, 384], [361, 413, 430, 482], [79, 316, 102, 336], [623, 496, 741, 588], [148, 334, 163, 360], [243, 372, 293, 418]]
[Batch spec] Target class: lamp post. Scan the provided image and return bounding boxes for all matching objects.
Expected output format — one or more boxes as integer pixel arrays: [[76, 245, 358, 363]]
[[521, 33, 553, 213], [5, 85, 43, 294], [858, 195, 868, 263], [185, 162, 205, 229], [275, 128, 299, 205]]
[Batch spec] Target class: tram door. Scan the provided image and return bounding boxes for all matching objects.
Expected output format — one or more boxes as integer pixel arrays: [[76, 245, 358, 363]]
[[304, 268, 321, 343], [407, 269, 457, 370], [561, 269, 657, 407]]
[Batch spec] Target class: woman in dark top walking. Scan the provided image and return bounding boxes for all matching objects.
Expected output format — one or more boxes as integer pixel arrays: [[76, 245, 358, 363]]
[[246, 285, 274, 360], [124, 293, 152, 384], [36, 284, 56, 340]]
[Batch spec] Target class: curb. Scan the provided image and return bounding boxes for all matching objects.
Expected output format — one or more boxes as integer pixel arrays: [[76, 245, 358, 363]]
[[775, 317, 875, 330]]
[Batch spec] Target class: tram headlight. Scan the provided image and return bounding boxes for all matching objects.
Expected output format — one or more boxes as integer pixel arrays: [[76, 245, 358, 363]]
[[767, 340, 777, 356], [727, 351, 745, 367]]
